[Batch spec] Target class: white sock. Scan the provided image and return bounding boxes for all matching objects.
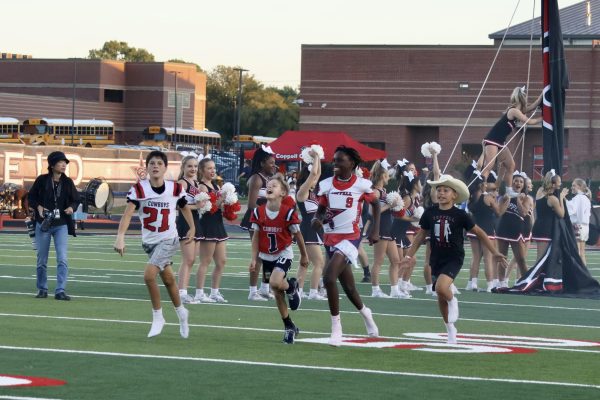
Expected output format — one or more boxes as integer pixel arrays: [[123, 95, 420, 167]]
[[175, 305, 186, 316], [309, 288, 318, 296], [372, 285, 380, 292], [179, 289, 187, 296], [331, 314, 341, 324], [249, 286, 257, 294], [493, 279, 499, 287], [210, 288, 218, 296], [195, 289, 205, 298], [425, 284, 433, 292], [445, 322, 457, 344], [152, 308, 163, 320], [471, 278, 478, 287]]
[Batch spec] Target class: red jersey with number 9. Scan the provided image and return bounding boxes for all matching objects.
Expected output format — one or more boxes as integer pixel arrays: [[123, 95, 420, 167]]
[[127, 180, 185, 244], [250, 204, 300, 255]]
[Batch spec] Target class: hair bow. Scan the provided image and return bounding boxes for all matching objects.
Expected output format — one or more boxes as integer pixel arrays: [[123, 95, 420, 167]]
[[520, 85, 527, 95], [471, 160, 478, 169], [397, 158, 409, 168], [474, 169, 483, 181], [380, 158, 391, 170], [489, 170, 498, 179], [549, 169, 556, 177], [261, 145, 274, 154], [403, 170, 415, 182]]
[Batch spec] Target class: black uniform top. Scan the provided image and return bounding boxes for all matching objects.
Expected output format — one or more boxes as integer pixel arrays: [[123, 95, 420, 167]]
[[484, 107, 517, 145], [373, 188, 393, 238], [176, 178, 201, 239], [254, 172, 269, 207], [531, 193, 558, 239], [468, 193, 495, 236], [419, 205, 475, 267]]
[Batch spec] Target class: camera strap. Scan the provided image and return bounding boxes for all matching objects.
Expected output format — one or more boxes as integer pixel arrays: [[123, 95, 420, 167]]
[[52, 179, 62, 209]]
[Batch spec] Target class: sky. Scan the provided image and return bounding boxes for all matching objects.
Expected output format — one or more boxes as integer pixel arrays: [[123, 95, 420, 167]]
[[3, 0, 584, 88]]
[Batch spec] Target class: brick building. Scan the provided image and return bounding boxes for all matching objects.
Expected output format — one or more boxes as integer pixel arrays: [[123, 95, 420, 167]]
[[299, 0, 600, 179], [0, 58, 206, 144]]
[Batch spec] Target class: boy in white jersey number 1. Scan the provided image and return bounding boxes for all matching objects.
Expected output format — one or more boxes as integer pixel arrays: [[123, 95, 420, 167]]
[[114, 151, 196, 339]]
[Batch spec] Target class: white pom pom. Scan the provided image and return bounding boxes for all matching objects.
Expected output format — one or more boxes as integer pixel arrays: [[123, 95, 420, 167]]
[[386, 191, 405, 212], [224, 191, 238, 205], [354, 166, 363, 178], [220, 182, 236, 195], [429, 141, 441, 155], [310, 144, 324, 159], [421, 143, 432, 158], [194, 192, 212, 215], [300, 147, 313, 164]]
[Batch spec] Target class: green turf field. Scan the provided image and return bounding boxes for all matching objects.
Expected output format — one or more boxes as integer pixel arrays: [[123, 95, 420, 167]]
[[0, 232, 599, 400]]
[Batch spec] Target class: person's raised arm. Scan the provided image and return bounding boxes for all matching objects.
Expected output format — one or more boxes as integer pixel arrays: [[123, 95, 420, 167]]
[[525, 93, 543, 113], [296, 151, 321, 202]]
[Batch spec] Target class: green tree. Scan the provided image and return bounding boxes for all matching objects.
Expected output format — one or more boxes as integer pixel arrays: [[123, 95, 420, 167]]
[[205, 66, 298, 142], [167, 59, 203, 72], [88, 40, 155, 62]]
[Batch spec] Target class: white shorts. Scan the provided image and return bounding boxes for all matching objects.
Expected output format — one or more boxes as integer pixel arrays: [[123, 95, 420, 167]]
[[574, 224, 589, 242], [142, 237, 180, 270]]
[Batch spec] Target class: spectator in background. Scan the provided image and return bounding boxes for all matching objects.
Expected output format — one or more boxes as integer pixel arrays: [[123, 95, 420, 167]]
[[238, 160, 252, 197], [28, 151, 80, 300], [567, 178, 592, 265]]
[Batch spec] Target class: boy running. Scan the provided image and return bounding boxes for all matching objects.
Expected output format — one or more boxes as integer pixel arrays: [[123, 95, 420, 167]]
[[114, 151, 195, 338]]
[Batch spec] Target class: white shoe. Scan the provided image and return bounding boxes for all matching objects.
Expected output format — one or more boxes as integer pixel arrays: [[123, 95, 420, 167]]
[[248, 292, 268, 301], [451, 284, 461, 295], [180, 293, 200, 304], [147, 317, 165, 338], [194, 293, 216, 303], [486, 282, 495, 293], [307, 292, 327, 300], [259, 287, 274, 299], [407, 282, 423, 291], [209, 292, 228, 303], [446, 323, 457, 344], [318, 287, 327, 298], [465, 281, 473, 291], [329, 320, 343, 347], [390, 287, 412, 299], [447, 297, 459, 323], [425, 287, 434, 295], [360, 307, 379, 337], [177, 307, 189, 339], [372, 288, 391, 298]]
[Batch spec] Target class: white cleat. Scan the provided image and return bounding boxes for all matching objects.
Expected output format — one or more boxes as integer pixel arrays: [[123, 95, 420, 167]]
[[406, 281, 423, 291], [390, 288, 412, 299], [177, 307, 189, 339], [147, 317, 165, 338], [329, 318, 343, 347], [194, 293, 216, 303], [209, 293, 229, 303], [180, 293, 200, 304], [361, 307, 379, 337], [451, 284, 461, 295], [447, 297, 459, 323], [307, 292, 327, 300], [248, 292, 268, 301], [372, 288, 391, 298]]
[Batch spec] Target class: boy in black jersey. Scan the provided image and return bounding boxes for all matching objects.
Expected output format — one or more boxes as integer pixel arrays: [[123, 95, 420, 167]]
[[401, 175, 506, 344]]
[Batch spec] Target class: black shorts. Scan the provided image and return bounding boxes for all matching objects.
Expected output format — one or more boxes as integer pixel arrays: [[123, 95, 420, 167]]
[[261, 257, 293, 282], [432, 259, 463, 282]]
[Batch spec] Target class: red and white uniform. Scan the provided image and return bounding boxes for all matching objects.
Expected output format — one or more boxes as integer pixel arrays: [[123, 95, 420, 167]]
[[127, 180, 185, 244], [317, 175, 376, 246], [250, 203, 300, 261]]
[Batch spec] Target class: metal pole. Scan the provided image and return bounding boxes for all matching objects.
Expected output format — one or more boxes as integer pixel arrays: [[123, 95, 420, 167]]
[[233, 68, 248, 137], [71, 59, 77, 146], [174, 72, 178, 148]]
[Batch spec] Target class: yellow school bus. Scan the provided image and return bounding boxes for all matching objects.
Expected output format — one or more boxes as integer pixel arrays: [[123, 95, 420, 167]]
[[140, 126, 221, 152], [21, 118, 115, 147], [0, 117, 22, 144]]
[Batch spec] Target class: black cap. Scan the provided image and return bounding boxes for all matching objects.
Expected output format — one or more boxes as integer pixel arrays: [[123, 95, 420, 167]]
[[47, 151, 69, 166]]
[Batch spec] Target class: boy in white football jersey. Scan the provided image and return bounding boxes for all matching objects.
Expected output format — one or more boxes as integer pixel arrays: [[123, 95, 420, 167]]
[[114, 151, 196, 338]]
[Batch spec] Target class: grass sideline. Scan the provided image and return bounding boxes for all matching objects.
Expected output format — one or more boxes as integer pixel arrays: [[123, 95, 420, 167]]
[[0, 233, 599, 399]]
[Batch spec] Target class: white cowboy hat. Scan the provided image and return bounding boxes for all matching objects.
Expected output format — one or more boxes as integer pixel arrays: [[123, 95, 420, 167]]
[[427, 174, 469, 204]]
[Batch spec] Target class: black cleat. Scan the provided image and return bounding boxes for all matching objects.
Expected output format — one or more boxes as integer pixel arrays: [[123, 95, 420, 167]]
[[361, 273, 371, 283], [287, 278, 301, 311], [282, 326, 300, 344], [35, 290, 48, 299]]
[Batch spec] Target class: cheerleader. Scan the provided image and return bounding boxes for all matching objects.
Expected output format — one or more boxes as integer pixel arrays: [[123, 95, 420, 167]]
[[495, 172, 533, 286], [393, 160, 422, 293], [240, 147, 277, 301], [368, 160, 406, 298], [532, 171, 569, 261], [295, 149, 327, 300], [568, 178, 592, 265], [465, 172, 500, 292], [193, 157, 229, 303], [312, 146, 380, 346], [176, 156, 203, 304]]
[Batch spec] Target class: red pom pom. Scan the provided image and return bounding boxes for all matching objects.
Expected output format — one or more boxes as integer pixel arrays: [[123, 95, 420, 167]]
[[392, 209, 406, 218], [209, 192, 219, 214], [222, 202, 241, 221], [281, 195, 296, 208], [360, 167, 370, 179]]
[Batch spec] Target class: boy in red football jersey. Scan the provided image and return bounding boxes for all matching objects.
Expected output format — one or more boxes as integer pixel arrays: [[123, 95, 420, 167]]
[[250, 174, 309, 344]]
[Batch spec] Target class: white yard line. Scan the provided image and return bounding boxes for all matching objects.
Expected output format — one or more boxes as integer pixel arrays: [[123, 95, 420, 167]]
[[0, 345, 598, 389]]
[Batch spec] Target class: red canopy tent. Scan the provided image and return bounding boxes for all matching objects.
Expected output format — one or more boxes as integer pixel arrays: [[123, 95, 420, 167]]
[[244, 131, 386, 161]]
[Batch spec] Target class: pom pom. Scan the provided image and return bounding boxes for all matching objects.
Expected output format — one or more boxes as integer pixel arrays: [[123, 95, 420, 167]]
[[301, 144, 325, 164], [220, 182, 236, 195], [429, 141, 441, 155], [411, 206, 425, 227], [354, 166, 363, 178], [360, 167, 370, 179], [194, 192, 213, 215], [421, 143, 432, 158], [386, 191, 405, 212], [223, 202, 241, 221], [392, 209, 406, 218], [208, 192, 219, 214]]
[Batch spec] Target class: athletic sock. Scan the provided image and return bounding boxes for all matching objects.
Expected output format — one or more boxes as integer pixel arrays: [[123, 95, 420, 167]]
[[195, 289, 205, 298], [179, 289, 187, 297], [363, 266, 371, 276], [210, 288, 218, 296], [309, 288, 318, 296], [282, 315, 294, 329], [425, 284, 433, 292], [152, 308, 163, 319], [471, 278, 478, 287], [249, 285, 257, 294]]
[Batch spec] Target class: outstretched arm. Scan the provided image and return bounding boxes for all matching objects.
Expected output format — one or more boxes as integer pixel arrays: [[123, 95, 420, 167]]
[[114, 202, 136, 256], [296, 151, 321, 202]]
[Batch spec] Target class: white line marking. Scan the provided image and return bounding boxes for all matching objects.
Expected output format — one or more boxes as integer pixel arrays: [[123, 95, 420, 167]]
[[0, 345, 598, 389], [0, 396, 65, 400]]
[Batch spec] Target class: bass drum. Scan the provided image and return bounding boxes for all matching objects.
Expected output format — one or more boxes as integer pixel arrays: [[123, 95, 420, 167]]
[[85, 178, 110, 209]]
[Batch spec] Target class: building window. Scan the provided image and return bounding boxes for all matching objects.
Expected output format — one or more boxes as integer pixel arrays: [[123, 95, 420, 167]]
[[168, 92, 190, 108], [104, 89, 124, 103]]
